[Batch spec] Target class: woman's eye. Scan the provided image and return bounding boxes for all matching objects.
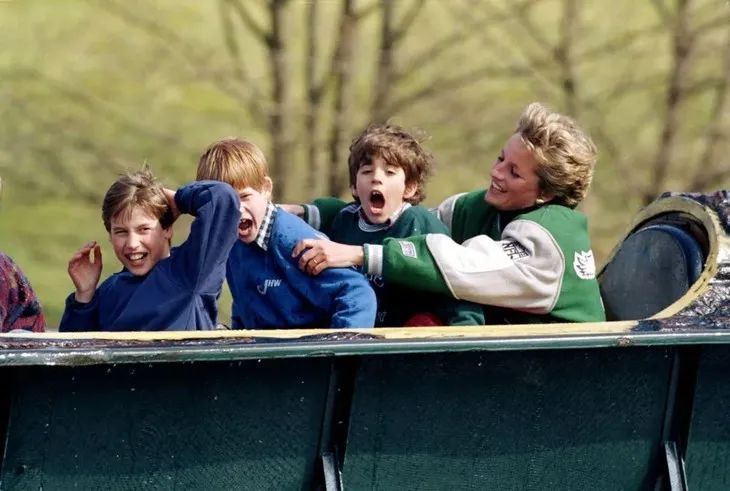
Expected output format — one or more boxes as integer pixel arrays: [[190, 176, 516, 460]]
[[510, 167, 520, 178]]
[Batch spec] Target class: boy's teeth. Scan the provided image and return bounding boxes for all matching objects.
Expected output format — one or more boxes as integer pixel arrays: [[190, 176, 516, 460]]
[[129, 253, 144, 261]]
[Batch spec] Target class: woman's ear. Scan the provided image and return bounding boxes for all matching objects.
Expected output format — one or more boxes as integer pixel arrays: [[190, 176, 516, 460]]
[[542, 191, 556, 203], [262, 176, 274, 200]]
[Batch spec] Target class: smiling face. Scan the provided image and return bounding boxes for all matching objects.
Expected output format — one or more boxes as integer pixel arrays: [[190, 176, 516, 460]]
[[352, 156, 416, 224], [110, 206, 172, 276], [236, 177, 272, 243], [485, 133, 550, 211]]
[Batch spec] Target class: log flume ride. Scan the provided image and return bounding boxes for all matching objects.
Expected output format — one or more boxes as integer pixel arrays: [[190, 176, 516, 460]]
[[1, 191, 730, 490]]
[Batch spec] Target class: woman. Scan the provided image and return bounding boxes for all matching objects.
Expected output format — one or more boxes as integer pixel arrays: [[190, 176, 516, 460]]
[[292, 102, 605, 324], [0, 177, 46, 332]]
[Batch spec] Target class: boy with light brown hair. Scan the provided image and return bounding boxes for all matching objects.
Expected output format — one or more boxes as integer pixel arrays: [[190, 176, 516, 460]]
[[196, 137, 376, 329]]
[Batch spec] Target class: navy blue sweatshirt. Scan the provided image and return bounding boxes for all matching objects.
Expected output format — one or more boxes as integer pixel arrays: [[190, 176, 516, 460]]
[[227, 207, 376, 329], [59, 181, 240, 331]]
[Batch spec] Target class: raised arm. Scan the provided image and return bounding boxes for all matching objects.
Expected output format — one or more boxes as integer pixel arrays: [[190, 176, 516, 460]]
[[172, 181, 240, 293], [58, 242, 104, 332]]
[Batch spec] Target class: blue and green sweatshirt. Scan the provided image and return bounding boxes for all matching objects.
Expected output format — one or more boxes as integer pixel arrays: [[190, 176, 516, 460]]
[[59, 180, 240, 331]]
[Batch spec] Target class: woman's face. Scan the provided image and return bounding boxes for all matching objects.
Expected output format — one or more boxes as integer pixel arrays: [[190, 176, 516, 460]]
[[484, 133, 547, 211]]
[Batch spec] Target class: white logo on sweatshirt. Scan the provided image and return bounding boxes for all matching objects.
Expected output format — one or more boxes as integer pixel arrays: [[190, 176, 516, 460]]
[[573, 250, 596, 280], [257, 278, 282, 295], [366, 274, 385, 288], [399, 240, 417, 258]]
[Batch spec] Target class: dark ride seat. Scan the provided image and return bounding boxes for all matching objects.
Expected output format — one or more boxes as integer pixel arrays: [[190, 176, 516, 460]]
[[599, 220, 706, 321]]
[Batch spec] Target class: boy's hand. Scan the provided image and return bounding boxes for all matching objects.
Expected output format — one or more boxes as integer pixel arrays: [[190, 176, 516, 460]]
[[278, 204, 305, 217], [292, 239, 364, 275], [163, 188, 180, 221], [68, 241, 103, 303]]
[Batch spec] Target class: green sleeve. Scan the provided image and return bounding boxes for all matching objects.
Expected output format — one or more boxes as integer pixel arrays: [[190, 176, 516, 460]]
[[380, 235, 453, 297], [302, 197, 347, 234]]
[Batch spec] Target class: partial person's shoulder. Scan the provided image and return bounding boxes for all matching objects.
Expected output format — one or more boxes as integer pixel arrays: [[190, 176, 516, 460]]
[[331, 201, 360, 223], [338, 201, 360, 215], [0, 252, 17, 275], [0, 253, 38, 290]]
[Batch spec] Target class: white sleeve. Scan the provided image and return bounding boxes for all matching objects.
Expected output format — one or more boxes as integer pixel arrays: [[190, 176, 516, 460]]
[[433, 193, 467, 234], [303, 204, 321, 230], [425, 219, 564, 313]]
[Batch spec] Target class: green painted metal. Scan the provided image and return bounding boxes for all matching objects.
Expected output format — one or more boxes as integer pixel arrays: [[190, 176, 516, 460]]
[[685, 346, 730, 490], [1, 342, 729, 489], [343, 348, 671, 490], [2, 329, 730, 367], [2, 359, 330, 490]]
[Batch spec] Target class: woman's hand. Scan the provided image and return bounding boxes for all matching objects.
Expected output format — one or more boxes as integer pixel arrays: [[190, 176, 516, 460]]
[[68, 241, 103, 303], [292, 239, 364, 275]]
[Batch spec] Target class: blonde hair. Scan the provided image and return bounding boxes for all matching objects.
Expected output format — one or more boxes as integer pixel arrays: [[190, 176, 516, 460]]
[[516, 102, 597, 207], [196, 137, 269, 190]]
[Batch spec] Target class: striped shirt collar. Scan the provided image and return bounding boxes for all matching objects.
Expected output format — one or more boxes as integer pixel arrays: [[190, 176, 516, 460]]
[[254, 202, 277, 251], [357, 202, 411, 232]]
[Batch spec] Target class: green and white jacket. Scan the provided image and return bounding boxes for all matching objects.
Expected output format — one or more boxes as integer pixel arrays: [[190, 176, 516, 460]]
[[361, 190, 606, 324], [303, 199, 484, 327]]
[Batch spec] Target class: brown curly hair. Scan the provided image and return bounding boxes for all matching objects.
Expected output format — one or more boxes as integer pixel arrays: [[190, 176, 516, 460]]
[[348, 124, 434, 204]]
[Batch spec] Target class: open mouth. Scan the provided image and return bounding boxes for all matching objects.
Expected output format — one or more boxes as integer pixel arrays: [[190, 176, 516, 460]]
[[239, 218, 253, 234], [125, 252, 148, 264], [369, 190, 385, 211]]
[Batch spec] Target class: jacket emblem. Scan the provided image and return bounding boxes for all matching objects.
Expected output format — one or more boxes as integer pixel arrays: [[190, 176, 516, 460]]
[[399, 240, 417, 258], [573, 250, 596, 280], [502, 241, 530, 260], [257, 278, 282, 295]]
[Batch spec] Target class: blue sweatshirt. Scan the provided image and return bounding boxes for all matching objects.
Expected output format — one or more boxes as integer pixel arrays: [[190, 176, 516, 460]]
[[59, 181, 240, 331], [227, 207, 376, 329]]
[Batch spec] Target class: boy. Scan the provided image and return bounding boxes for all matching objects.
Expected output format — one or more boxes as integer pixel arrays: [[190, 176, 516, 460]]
[[59, 168, 240, 331], [292, 124, 483, 327], [196, 137, 376, 329]]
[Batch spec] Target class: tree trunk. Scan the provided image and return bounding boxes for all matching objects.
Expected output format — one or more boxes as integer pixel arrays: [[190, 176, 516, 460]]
[[326, 0, 357, 197], [646, 0, 692, 204], [268, 0, 292, 200]]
